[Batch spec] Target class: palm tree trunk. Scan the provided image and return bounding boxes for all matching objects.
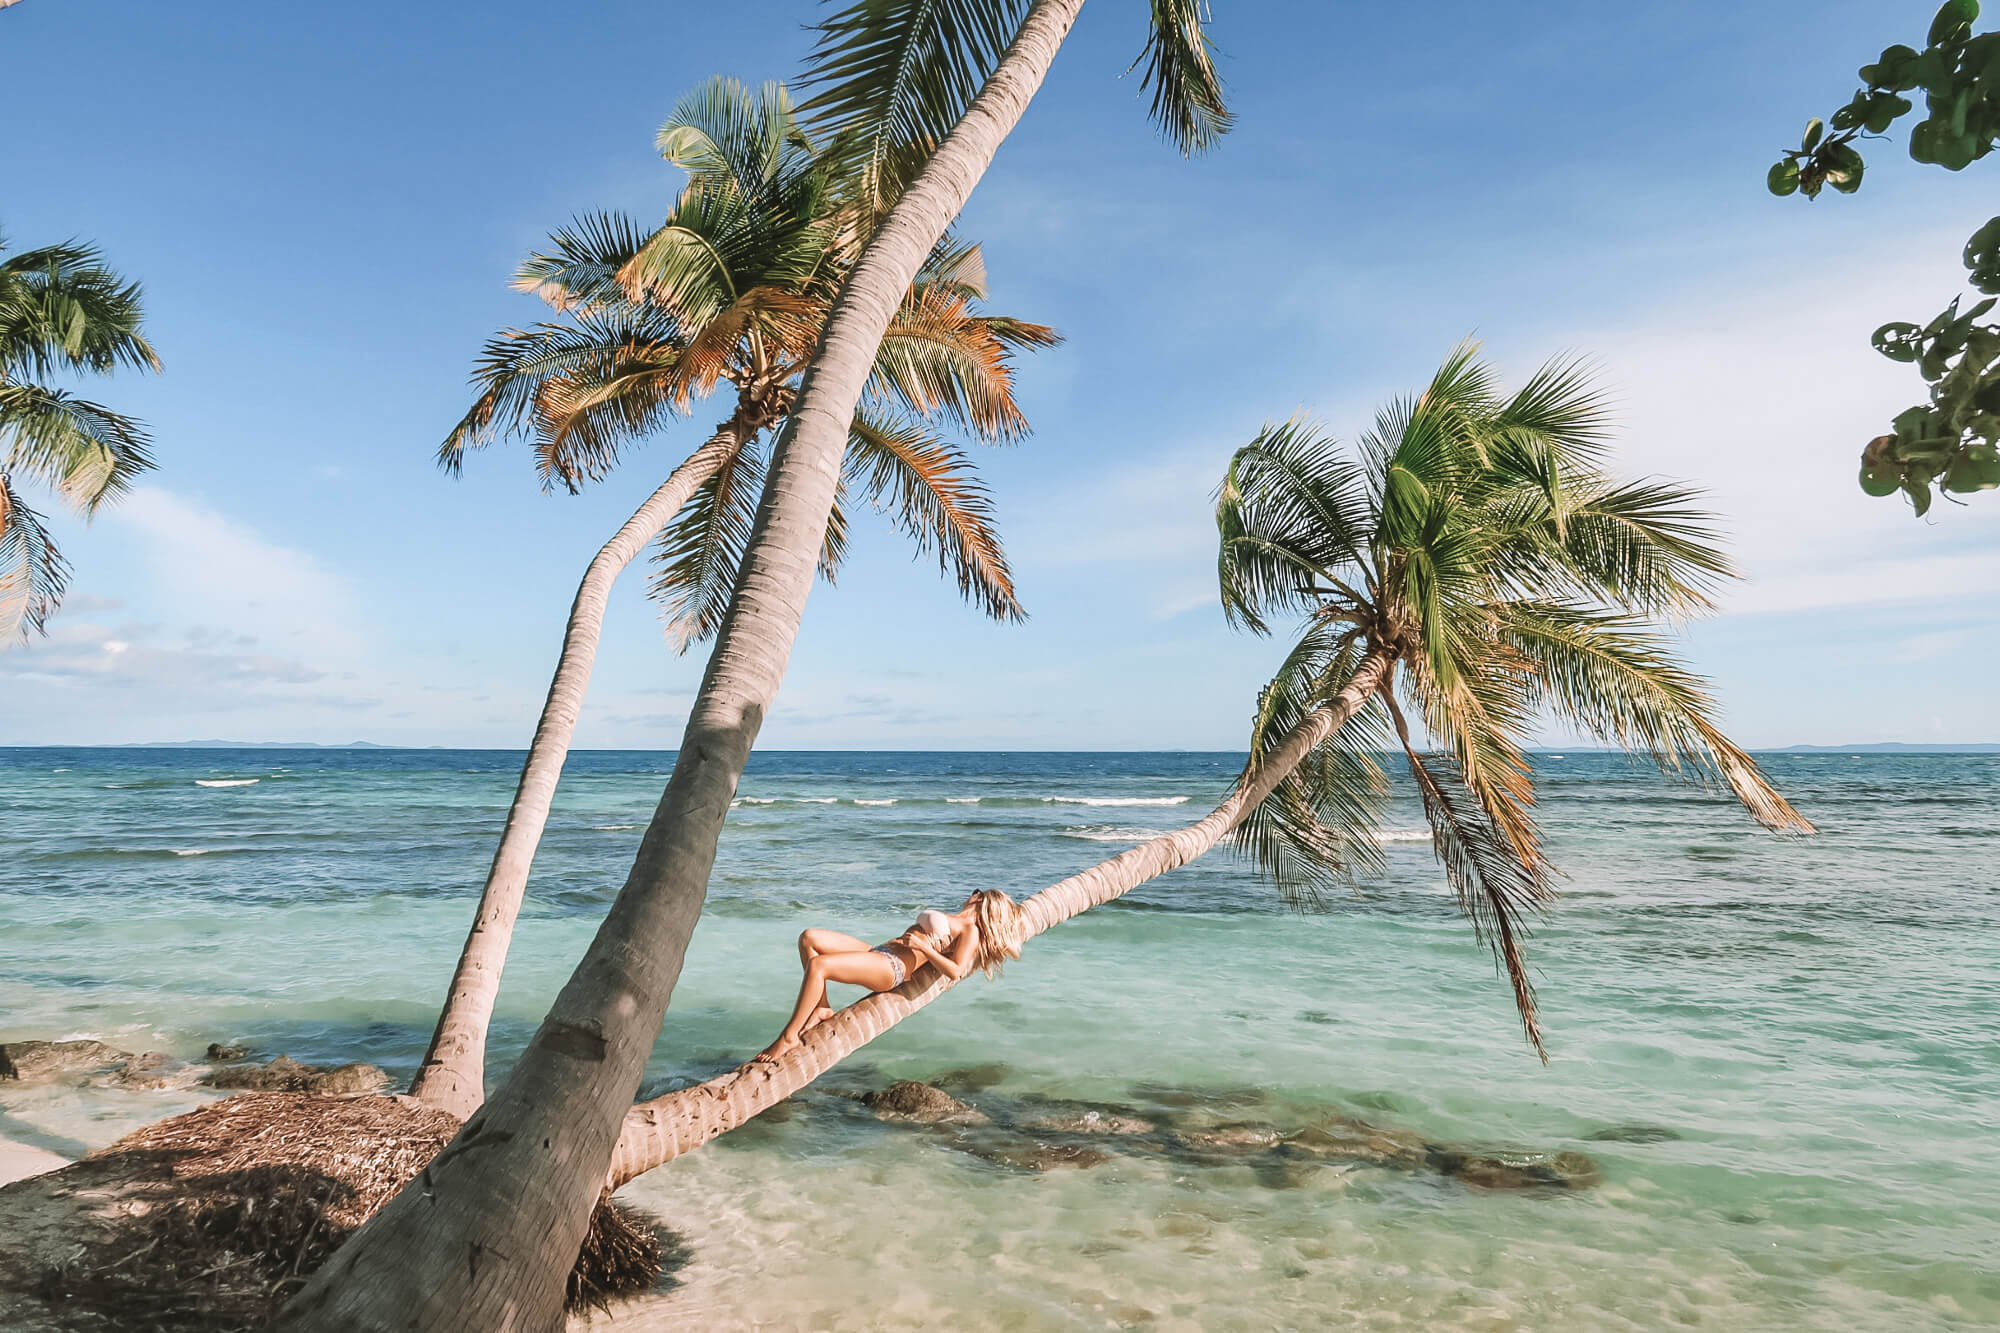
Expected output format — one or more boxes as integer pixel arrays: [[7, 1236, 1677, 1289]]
[[281, 6, 1084, 1330], [604, 646, 1393, 1188], [407, 422, 746, 1121]]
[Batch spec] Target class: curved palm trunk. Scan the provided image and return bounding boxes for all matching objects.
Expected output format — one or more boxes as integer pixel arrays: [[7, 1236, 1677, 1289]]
[[282, 6, 1084, 1330], [605, 647, 1393, 1188], [407, 423, 746, 1120]]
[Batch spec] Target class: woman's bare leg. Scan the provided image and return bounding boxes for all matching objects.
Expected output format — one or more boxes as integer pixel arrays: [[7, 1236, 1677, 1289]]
[[796, 929, 871, 1029], [757, 950, 899, 1062]]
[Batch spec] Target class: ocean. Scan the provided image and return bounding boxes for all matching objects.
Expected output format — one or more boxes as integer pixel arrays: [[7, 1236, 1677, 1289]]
[[0, 747, 1994, 1330]]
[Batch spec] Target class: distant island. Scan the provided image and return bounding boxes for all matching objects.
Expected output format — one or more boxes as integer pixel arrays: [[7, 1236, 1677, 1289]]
[[125, 740, 395, 749]]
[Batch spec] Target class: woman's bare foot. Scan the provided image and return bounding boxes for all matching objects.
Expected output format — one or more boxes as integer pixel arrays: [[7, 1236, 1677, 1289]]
[[753, 1033, 800, 1064], [801, 1004, 836, 1033]]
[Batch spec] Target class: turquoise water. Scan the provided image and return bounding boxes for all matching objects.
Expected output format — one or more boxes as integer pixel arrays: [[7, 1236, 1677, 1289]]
[[1, 747, 1995, 1330]]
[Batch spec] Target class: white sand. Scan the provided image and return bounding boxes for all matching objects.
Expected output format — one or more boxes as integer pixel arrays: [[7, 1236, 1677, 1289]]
[[0, 1138, 68, 1188]]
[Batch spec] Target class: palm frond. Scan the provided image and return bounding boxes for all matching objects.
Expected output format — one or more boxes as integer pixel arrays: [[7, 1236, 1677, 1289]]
[[511, 212, 655, 312], [1130, 0, 1233, 155], [1232, 622, 1395, 901], [1501, 601, 1815, 833], [870, 283, 1047, 441], [0, 474, 67, 642], [0, 241, 159, 378], [845, 407, 1024, 622], [0, 382, 155, 511], [1216, 416, 1375, 635], [657, 77, 819, 211], [438, 313, 685, 488], [798, 0, 1032, 224], [648, 438, 768, 651], [1383, 689, 1552, 1059]]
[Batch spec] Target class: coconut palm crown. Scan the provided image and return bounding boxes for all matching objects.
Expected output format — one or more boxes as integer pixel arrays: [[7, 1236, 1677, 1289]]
[[441, 78, 1058, 648], [0, 233, 158, 641], [1217, 344, 1816, 1056]]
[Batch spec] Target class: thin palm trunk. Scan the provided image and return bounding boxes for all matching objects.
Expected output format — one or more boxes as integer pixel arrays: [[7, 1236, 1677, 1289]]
[[282, 5, 1084, 1329], [407, 422, 745, 1120], [604, 647, 1393, 1188]]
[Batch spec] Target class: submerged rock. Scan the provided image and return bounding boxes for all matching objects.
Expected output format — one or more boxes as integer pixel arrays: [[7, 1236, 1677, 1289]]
[[957, 1139, 1111, 1172], [0, 1039, 132, 1081], [1427, 1147, 1601, 1190], [201, 1056, 388, 1096], [204, 1042, 251, 1062], [1285, 1117, 1431, 1170], [1585, 1124, 1682, 1144], [108, 1052, 201, 1091], [931, 1062, 1011, 1093], [860, 1081, 989, 1125]]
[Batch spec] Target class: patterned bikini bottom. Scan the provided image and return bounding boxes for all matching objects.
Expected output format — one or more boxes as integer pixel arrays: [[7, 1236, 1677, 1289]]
[[869, 945, 908, 985]]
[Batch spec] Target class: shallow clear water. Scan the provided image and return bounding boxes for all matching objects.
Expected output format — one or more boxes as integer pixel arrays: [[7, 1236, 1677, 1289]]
[[1, 747, 1995, 1330]]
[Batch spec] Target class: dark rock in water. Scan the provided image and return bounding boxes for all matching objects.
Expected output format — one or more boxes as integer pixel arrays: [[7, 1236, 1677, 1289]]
[[1251, 1145, 1325, 1191], [860, 1081, 989, 1125], [1012, 1097, 1156, 1136], [201, 1056, 389, 1095], [931, 1062, 1011, 1093], [1127, 1081, 1269, 1114], [1285, 1117, 1430, 1170], [0, 1039, 132, 1081], [1585, 1124, 1682, 1144], [1428, 1147, 1601, 1190], [1168, 1122, 1287, 1157], [205, 1042, 251, 1062], [958, 1140, 1110, 1172], [1016, 1096, 1160, 1128], [108, 1052, 201, 1091]]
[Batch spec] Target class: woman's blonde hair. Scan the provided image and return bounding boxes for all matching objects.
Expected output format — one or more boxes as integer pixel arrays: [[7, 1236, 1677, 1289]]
[[970, 889, 1026, 978]]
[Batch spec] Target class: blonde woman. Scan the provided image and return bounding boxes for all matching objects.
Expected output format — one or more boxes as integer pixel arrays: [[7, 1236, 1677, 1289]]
[[754, 890, 1025, 1063]]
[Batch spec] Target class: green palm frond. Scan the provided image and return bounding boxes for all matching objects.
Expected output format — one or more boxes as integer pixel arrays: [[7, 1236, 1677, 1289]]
[[799, 0, 1033, 225], [1232, 622, 1396, 900], [845, 406, 1024, 622], [512, 212, 656, 312], [0, 475, 67, 642], [0, 382, 155, 511], [1215, 416, 1374, 635], [1383, 689, 1553, 1059], [0, 241, 158, 378], [1501, 601, 1814, 833], [649, 438, 768, 652], [1130, 0, 1234, 154], [657, 78, 819, 210], [439, 312, 685, 488]]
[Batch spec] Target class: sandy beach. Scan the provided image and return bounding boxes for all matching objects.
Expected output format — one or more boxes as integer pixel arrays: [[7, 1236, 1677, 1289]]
[[0, 1139, 66, 1189]]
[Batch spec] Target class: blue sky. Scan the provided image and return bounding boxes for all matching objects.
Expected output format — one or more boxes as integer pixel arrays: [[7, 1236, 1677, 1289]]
[[5, 0, 1997, 749]]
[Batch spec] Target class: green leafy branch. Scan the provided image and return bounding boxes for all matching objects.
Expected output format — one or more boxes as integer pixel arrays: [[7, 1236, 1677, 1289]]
[[1770, 0, 2000, 513]]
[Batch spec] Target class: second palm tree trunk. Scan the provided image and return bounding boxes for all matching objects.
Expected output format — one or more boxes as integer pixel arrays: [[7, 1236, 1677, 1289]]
[[408, 422, 746, 1121]]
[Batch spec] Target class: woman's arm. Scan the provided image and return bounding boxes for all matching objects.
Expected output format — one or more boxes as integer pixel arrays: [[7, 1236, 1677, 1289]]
[[903, 928, 977, 982]]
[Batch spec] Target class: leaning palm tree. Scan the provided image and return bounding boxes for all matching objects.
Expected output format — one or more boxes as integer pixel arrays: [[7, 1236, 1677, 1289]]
[[289, 5, 1227, 1326], [599, 345, 1815, 1185], [0, 233, 158, 641], [407, 77, 1055, 1120]]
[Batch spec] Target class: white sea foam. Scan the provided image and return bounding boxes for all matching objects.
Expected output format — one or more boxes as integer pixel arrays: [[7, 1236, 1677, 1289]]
[[854, 798, 897, 806], [592, 824, 637, 831], [945, 797, 981, 804], [799, 797, 838, 804], [51, 768, 69, 772], [1062, 827, 1161, 843], [195, 778, 260, 788], [1374, 825, 1432, 844], [1044, 796, 1190, 807], [173, 849, 214, 857], [738, 798, 780, 805]]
